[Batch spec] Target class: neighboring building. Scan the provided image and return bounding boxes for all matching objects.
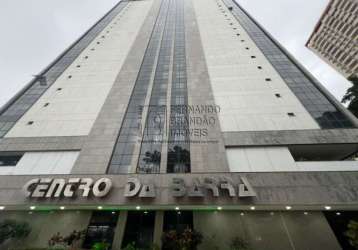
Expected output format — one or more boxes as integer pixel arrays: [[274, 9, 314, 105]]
[[306, 0, 358, 78], [1, 0, 358, 249]]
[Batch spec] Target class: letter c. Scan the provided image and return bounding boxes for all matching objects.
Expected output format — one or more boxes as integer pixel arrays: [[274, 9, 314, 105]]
[[23, 178, 40, 197]]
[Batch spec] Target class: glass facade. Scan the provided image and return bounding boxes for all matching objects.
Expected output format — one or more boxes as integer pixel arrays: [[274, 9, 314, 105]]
[[121, 211, 156, 249], [137, 0, 176, 174], [167, 0, 191, 174], [325, 211, 358, 250], [222, 0, 354, 129], [107, 0, 171, 174], [108, 0, 191, 174], [82, 211, 119, 249], [163, 211, 193, 232], [0, 153, 23, 167]]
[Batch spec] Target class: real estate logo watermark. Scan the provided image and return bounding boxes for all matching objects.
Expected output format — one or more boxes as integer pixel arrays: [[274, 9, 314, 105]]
[[137, 104, 220, 144]]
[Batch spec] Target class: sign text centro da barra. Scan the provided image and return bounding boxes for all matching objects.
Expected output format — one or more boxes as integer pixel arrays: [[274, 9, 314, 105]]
[[23, 176, 256, 199]]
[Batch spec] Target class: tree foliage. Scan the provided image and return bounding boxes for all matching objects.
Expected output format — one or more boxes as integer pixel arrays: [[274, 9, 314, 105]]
[[162, 228, 203, 250], [342, 75, 358, 118], [230, 236, 251, 250], [345, 220, 358, 249], [0, 219, 31, 245], [143, 150, 161, 165]]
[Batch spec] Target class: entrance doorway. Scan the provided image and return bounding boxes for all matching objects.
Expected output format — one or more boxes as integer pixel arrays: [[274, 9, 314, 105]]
[[325, 211, 358, 250], [121, 211, 156, 249], [82, 211, 119, 249]]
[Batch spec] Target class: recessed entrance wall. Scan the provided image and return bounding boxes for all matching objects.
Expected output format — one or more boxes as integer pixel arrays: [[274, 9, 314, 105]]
[[0, 210, 345, 250], [194, 211, 342, 250], [0, 210, 91, 249]]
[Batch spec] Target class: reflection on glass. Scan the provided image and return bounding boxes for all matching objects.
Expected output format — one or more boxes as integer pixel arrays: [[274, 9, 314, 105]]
[[107, 0, 171, 174], [137, 0, 176, 174], [167, 145, 190, 173], [167, 0, 191, 173], [82, 211, 119, 249], [121, 211, 156, 249], [137, 150, 161, 173]]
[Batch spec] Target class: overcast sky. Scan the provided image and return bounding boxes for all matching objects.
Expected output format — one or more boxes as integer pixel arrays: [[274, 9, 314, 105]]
[[0, 0, 352, 108]]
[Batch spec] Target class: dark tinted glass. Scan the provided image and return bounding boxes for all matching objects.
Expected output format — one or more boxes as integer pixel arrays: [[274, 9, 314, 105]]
[[167, 0, 191, 173], [0, 154, 23, 166], [121, 211, 156, 249], [82, 211, 119, 249], [108, 0, 171, 174], [137, 0, 176, 174], [163, 211, 193, 232]]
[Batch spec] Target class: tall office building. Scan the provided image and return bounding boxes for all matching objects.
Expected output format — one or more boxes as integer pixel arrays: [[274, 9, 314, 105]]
[[0, 0, 358, 249], [306, 0, 358, 78]]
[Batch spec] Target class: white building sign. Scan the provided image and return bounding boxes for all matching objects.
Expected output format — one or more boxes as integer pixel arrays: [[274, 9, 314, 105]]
[[23, 177, 112, 198]]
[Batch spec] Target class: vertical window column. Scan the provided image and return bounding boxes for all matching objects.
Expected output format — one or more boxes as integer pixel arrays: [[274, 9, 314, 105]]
[[108, 0, 171, 174], [137, 0, 176, 174], [167, 0, 191, 173]]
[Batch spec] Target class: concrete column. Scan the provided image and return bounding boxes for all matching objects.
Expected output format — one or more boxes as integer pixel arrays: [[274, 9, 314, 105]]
[[153, 211, 164, 249], [184, 0, 229, 173], [112, 211, 128, 249]]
